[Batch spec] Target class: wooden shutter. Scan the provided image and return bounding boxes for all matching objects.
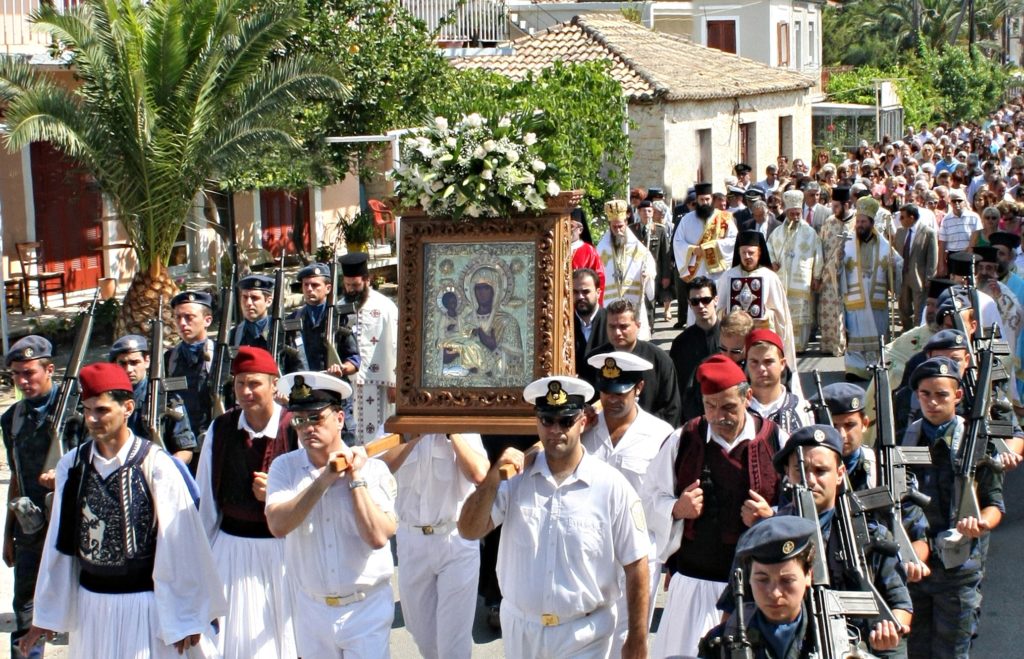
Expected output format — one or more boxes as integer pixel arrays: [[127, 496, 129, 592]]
[[707, 20, 737, 54], [777, 22, 791, 67]]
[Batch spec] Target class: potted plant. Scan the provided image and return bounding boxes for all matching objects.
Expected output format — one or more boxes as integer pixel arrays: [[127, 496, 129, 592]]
[[341, 209, 375, 253]]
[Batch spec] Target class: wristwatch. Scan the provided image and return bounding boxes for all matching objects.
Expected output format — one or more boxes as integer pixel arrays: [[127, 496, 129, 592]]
[[349, 479, 367, 490]]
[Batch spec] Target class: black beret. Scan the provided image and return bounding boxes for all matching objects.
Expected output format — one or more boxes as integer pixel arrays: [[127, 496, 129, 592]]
[[910, 356, 962, 390], [339, 252, 370, 278], [772, 425, 844, 473], [237, 274, 275, 292], [109, 334, 149, 361], [5, 335, 53, 366], [925, 329, 969, 352], [736, 515, 817, 565], [814, 382, 866, 416], [936, 286, 972, 322], [170, 290, 213, 309]]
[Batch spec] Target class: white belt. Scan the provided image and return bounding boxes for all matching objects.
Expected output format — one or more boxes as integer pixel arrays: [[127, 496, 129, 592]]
[[316, 580, 386, 607], [401, 521, 456, 536], [501, 599, 606, 627]]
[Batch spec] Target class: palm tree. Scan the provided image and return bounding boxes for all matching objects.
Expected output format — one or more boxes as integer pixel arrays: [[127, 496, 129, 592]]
[[0, 0, 345, 333]]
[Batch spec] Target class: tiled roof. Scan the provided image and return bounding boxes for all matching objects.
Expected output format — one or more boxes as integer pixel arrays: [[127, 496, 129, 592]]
[[453, 14, 814, 102]]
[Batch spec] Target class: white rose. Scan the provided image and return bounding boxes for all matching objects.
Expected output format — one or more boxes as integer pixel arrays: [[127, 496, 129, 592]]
[[531, 160, 546, 172], [546, 180, 561, 196], [506, 150, 519, 164], [419, 194, 432, 207], [435, 116, 449, 131], [512, 200, 526, 212], [446, 137, 457, 148], [431, 180, 444, 192], [467, 203, 482, 217], [483, 139, 497, 152], [473, 146, 487, 159], [522, 172, 535, 184], [464, 113, 483, 128], [523, 132, 537, 145], [498, 117, 512, 128], [481, 169, 493, 181]]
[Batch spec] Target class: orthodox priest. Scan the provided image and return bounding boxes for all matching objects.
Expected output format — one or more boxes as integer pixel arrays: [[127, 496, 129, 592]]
[[672, 182, 738, 325], [818, 186, 856, 356], [716, 230, 798, 372], [767, 189, 823, 352], [597, 199, 657, 340], [842, 196, 903, 379]]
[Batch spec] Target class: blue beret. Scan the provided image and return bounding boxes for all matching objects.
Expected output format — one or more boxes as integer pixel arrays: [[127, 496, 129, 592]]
[[340, 252, 369, 277], [910, 356, 962, 390], [170, 290, 213, 309], [237, 275, 274, 292], [109, 334, 149, 360], [925, 329, 969, 352], [773, 424, 843, 472], [5, 335, 53, 366], [736, 515, 817, 564], [813, 382, 866, 416], [936, 286, 972, 321], [296, 263, 331, 282]]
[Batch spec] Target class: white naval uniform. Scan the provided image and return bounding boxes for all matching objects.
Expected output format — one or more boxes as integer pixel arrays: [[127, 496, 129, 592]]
[[492, 452, 650, 659], [582, 409, 674, 657], [197, 404, 296, 659], [352, 288, 398, 444], [393, 433, 487, 659], [33, 437, 227, 658], [265, 450, 397, 658]]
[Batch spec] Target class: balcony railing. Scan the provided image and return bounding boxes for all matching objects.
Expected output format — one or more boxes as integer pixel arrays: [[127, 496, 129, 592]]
[[2, 0, 81, 55], [401, 0, 508, 45]]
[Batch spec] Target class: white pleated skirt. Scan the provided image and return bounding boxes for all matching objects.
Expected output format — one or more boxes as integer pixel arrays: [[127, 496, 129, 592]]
[[651, 573, 727, 659]]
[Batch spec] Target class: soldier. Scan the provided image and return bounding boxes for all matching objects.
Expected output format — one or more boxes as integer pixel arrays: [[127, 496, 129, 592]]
[[459, 376, 651, 659], [813, 382, 877, 491], [230, 274, 303, 373], [109, 334, 195, 466], [165, 290, 215, 471], [21, 363, 225, 656], [2, 337, 67, 659], [197, 347, 299, 658], [265, 371, 398, 657]]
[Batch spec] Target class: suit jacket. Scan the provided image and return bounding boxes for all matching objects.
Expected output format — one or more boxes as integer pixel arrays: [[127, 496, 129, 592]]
[[573, 307, 607, 375], [804, 203, 831, 233], [737, 215, 782, 239], [894, 222, 938, 292], [581, 339, 681, 427]]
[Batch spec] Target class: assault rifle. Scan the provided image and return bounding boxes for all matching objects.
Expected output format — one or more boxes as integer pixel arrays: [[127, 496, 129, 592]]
[[725, 567, 754, 659], [210, 266, 235, 417], [833, 485, 900, 627], [146, 297, 169, 449], [808, 370, 833, 426], [872, 339, 932, 568], [43, 291, 98, 472], [323, 259, 348, 371], [268, 253, 287, 368]]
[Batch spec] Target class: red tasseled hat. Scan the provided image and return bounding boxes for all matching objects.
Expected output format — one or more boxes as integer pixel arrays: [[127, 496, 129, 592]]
[[231, 346, 279, 376], [746, 328, 784, 355], [697, 354, 748, 395], [79, 362, 133, 400]]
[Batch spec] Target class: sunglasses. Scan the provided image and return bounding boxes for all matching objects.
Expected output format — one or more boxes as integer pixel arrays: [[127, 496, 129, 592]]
[[689, 296, 715, 307], [290, 410, 330, 427], [718, 345, 745, 356], [537, 414, 580, 429]]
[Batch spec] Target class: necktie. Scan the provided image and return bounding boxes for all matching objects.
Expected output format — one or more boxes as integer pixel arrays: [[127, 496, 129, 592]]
[[902, 229, 912, 275], [805, 206, 813, 225]]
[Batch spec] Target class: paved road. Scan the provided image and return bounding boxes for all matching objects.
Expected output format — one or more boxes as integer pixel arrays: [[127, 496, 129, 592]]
[[1, 308, 1018, 657]]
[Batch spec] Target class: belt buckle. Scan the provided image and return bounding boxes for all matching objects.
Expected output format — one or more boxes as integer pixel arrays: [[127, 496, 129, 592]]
[[324, 596, 342, 607], [421, 525, 434, 535], [541, 613, 559, 626]]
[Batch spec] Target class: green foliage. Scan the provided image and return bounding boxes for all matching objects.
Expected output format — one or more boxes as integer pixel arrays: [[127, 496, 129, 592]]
[[0, 0, 345, 274], [826, 65, 937, 128], [430, 61, 631, 221], [340, 209, 376, 244], [918, 42, 1010, 122]]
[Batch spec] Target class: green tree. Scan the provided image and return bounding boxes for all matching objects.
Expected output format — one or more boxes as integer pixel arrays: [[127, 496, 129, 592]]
[[0, 0, 344, 333]]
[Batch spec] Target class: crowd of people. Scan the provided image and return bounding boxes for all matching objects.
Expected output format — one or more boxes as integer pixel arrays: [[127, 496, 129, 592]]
[[5, 106, 1024, 659]]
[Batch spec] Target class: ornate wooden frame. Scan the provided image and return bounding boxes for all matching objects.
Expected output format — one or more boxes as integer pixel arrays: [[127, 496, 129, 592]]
[[386, 208, 575, 435]]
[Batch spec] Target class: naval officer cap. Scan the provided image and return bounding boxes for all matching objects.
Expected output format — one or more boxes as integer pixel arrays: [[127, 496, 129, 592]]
[[237, 274, 274, 292], [296, 263, 331, 283], [925, 329, 969, 353], [5, 335, 53, 366], [523, 376, 594, 417], [736, 515, 818, 565], [813, 382, 867, 416], [170, 290, 214, 310], [109, 334, 149, 361], [772, 424, 844, 473], [910, 356, 962, 390], [587, 351, 653, 394], [278, 371, 352, 411]]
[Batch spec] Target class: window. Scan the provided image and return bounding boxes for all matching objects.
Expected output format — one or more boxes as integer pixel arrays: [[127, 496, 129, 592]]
[[779, 116, 794, 160], [706, 20, 737, 54], [795, 21, 803, 70], [697, 128, 712, 183], [808, 22, 816, 66], [740, 122, 756, 167], [777, 22, 790, 67]]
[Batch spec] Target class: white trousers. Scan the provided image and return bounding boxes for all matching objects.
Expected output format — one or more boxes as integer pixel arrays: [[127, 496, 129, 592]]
[[651, 573, 726, 659], [396, 526, 480, 659], [70, 587, 220, 659], [500, 602, 615, 659], [611, 556, 662, 657], [294, 582, 394, 659], [211, 532, 296, 659]]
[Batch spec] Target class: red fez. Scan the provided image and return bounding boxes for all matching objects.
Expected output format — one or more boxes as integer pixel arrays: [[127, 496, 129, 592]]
[[697, 354, 748, 395], [231, 346, 279, 376], [79, 362, 133, 400], [746, 328, 785, 355]]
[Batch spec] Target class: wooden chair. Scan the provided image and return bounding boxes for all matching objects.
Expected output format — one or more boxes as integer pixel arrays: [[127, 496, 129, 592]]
[[15, 241, 67, 309], [368, 199, 397, 245], [4, 279, 27, 314]]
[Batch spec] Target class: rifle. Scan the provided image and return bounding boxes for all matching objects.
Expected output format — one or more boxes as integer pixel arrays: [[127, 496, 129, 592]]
[[725, 567, 754, 659], [809, 369, 834, 426], [210, 266, 235, 417], [147, 299, 187, 451], [872, 338, 932, 569], [43, 291, 99, 472], [833, 485, 900, 626], [324, 259, 345, 370], [268, 252, 287, 368]]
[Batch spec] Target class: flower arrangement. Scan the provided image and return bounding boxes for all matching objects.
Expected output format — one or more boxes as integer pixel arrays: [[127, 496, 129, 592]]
[[391, 111, 563, 220]]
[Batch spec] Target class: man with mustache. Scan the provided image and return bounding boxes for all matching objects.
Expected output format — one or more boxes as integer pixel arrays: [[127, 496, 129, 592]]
[[644, 355, 783, 658], [597, 199, 657, 340], [672, 182, 739, 325]]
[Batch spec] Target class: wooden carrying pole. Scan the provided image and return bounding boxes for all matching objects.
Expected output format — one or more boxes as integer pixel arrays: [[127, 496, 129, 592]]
[[329, 433, 402, 472]]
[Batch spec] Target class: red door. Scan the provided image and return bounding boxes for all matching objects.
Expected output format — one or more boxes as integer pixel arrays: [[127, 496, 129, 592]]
[[30, 142, 103, 292], [260, 188, 311, 257]]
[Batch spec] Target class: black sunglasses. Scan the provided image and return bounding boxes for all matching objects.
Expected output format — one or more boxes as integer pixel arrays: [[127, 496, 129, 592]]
[[537, 414, 579, 429], [718, 345, 745, 356], [689, 296, 715, 307]]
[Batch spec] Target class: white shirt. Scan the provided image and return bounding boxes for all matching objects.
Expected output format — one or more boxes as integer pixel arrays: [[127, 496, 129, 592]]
[[749, 389, 812, 427], [491, 452, 649, 618], [582, 408, 674, 496], [266, 449, 396, 597], [393, 433, 486, 526]]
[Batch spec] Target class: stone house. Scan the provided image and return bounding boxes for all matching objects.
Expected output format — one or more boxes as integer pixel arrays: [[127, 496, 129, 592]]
[[453, 13, 815, 200]]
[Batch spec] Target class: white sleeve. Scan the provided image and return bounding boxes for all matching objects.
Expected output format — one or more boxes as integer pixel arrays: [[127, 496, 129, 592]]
[[265, 453, 298, 507], [611, 476, 652, 568], [195, 423, 220, 543], [641, 431, 684, 563], [490, 479, 511, 528], [150, 450, 227, 645], [30, 450, 81, 633]]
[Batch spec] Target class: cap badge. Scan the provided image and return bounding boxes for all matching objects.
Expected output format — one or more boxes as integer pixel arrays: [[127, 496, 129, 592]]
[[127, 339, 138, 349], [782, 540, 795, 554], [546, 381, 568, 406], [939, 363, 949, 375], [23, 348, 33, 358], [315, 267, 324, 276], [292, 375, 312, 401], [188, 293, 195, 302], [813, 429, 825, 442], [851, 397, 860, 409], [955, 335, 963, 345], [601, 358, 622, 379]]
